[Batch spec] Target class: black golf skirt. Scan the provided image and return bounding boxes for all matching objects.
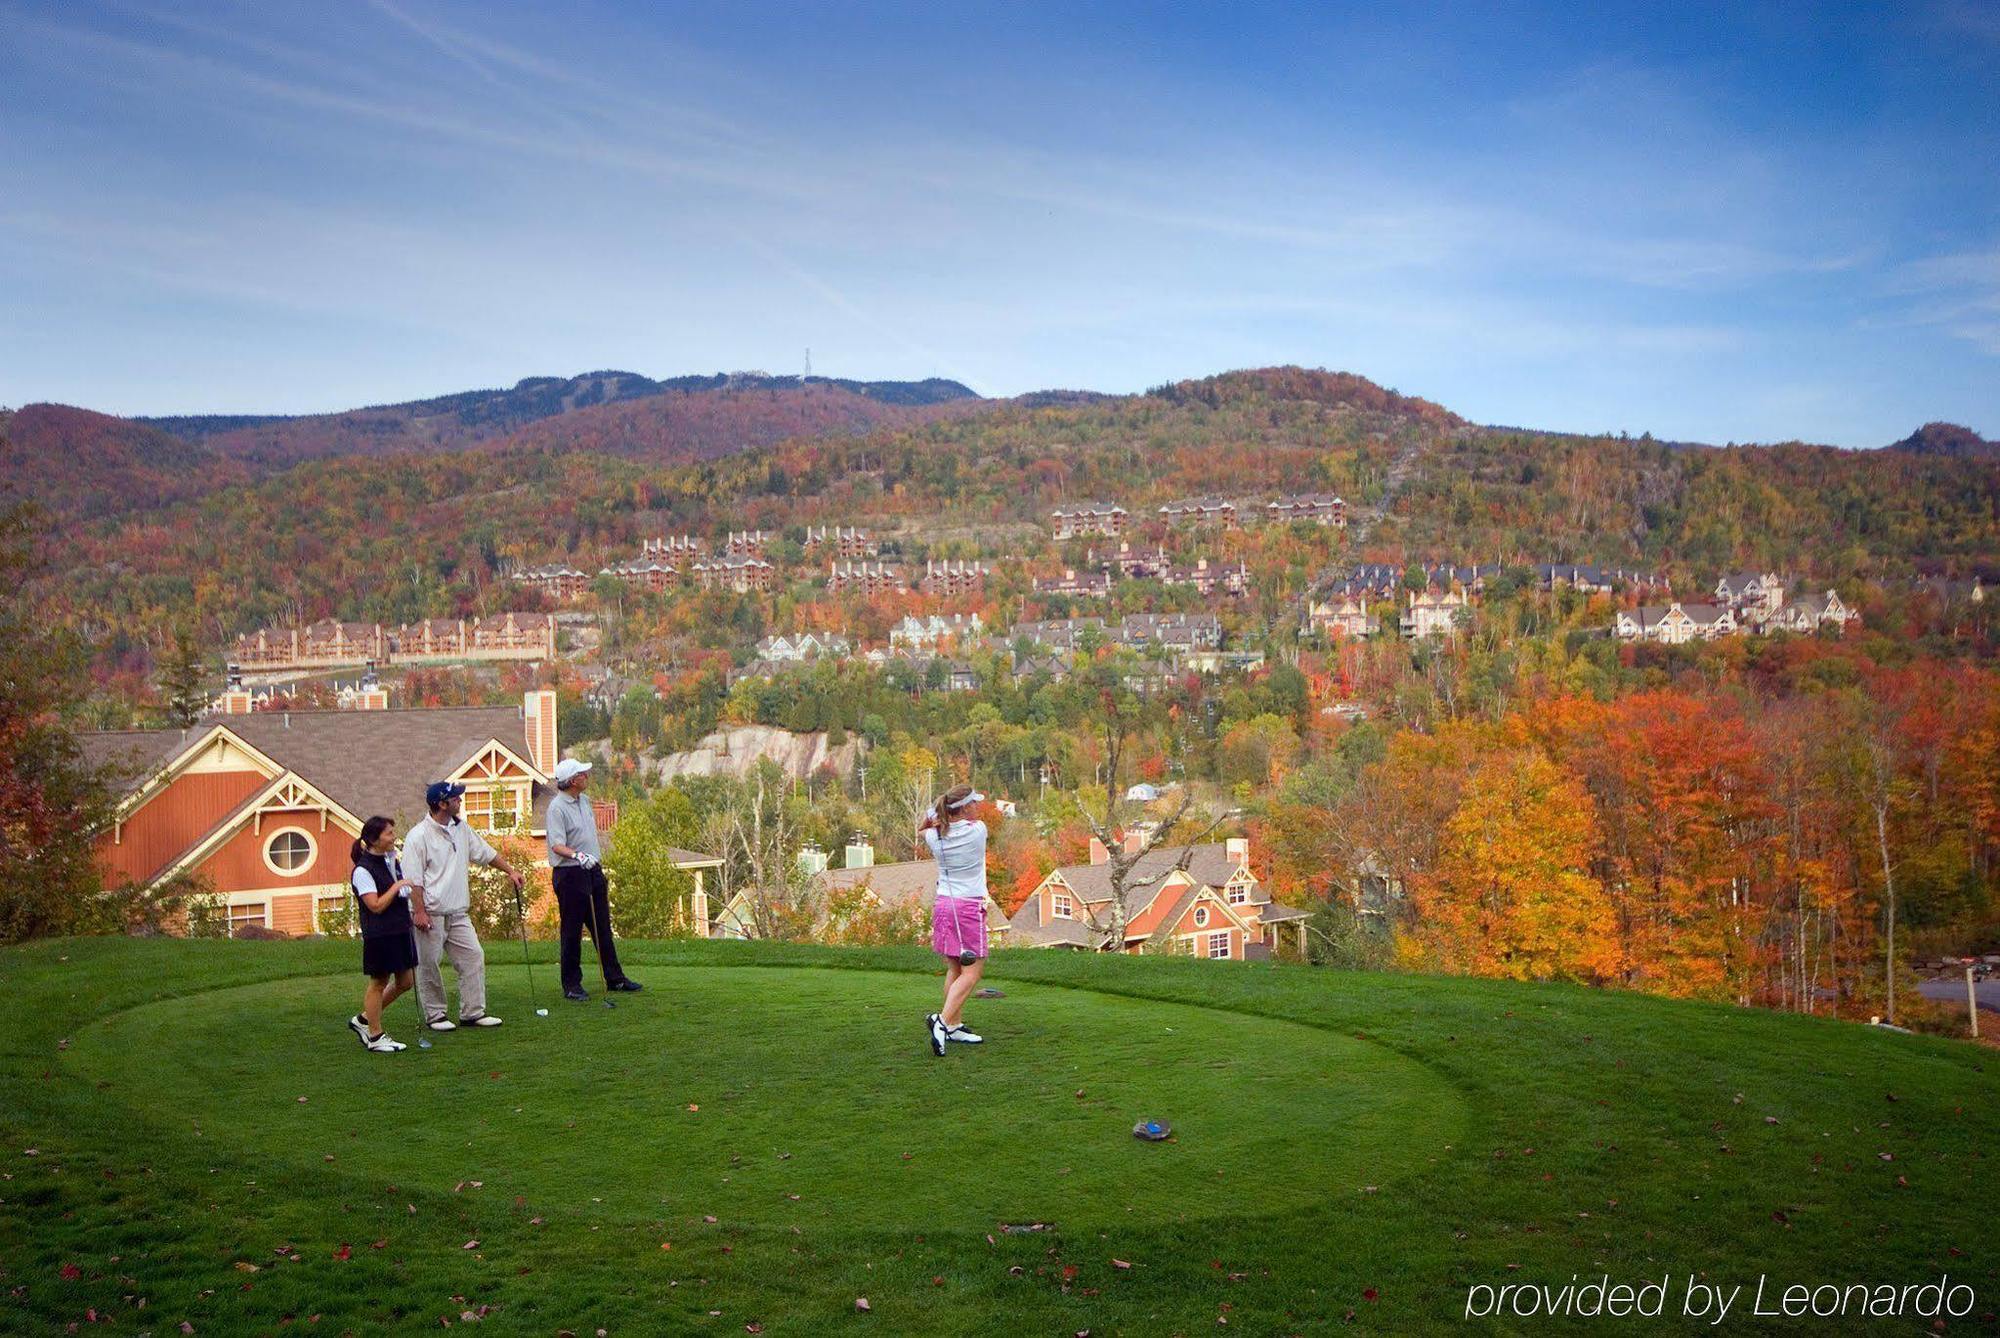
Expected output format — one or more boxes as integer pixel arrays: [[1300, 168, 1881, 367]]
[[362, 932, 419, 978]]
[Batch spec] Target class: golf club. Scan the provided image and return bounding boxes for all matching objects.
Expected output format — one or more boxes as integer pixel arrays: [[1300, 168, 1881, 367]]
[[512, 880, 548, 1017], [588, 873, 616, 1009]]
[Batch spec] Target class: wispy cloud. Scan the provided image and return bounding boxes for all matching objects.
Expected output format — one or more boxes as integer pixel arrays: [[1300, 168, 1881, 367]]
[[1889, 244, 2000, 355]]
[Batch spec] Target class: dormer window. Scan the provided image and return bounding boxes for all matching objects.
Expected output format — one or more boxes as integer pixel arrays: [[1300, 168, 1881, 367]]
[[1052, 890, 1073, 920]]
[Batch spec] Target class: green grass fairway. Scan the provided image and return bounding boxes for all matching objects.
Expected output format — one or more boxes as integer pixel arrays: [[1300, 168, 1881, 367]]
[[2, 940, 1995, 1334]]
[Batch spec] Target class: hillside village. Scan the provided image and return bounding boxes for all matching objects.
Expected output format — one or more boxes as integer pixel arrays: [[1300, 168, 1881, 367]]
[[12, 366, 1998, 1009]]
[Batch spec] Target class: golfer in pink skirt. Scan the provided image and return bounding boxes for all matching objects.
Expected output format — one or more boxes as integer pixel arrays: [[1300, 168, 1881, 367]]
[[920, 783, 990, 1056]]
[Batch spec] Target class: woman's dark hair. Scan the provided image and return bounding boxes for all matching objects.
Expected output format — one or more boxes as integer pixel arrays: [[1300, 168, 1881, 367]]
[[933, 783, 975, 836], [350, 815, 394, 864]]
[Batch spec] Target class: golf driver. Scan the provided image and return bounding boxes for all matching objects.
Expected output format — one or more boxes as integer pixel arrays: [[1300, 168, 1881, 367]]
[[589, 878, 616, 1009], [512, 881, 549, 1016]]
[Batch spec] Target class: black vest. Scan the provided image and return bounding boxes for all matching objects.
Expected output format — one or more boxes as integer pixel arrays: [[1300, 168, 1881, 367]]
[[353, 851, 413, 939]]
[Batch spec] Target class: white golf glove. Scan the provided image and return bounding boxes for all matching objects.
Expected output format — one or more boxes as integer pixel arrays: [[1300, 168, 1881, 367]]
[[576, 852, 599, 870]]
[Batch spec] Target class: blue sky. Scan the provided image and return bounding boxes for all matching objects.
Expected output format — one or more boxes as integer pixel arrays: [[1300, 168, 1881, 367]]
[[1, 1, 1995, 446]]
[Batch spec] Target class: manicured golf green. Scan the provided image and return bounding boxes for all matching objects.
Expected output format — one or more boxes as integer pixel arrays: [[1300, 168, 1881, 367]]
[[2, 939, 1995, 1334]]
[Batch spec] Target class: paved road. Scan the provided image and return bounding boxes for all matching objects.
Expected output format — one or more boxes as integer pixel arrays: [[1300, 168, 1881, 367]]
[[1917, 976, 2000, 1015]]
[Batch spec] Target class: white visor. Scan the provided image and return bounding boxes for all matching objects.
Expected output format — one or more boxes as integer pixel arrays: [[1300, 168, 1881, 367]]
[[947, 790, 985, 810]]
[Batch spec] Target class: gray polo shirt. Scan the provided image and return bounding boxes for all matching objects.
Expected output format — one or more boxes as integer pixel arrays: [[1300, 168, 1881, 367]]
[[546, 791, 602, 868]]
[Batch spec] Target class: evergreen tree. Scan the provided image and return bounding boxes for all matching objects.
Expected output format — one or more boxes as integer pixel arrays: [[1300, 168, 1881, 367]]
[[0, 504, 122, 941], [158, 622, 209, 729]]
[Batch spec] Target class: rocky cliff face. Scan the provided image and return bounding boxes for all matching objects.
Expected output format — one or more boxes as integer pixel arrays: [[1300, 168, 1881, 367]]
[[610, 725, 863, 783]]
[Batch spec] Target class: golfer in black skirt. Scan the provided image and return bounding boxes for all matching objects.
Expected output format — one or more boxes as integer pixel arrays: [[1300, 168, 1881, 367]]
[[348, 815, 419, 1053]]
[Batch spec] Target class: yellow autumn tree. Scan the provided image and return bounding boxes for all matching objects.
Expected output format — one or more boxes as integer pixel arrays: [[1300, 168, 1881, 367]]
[[1400, 749, 1621, 984]]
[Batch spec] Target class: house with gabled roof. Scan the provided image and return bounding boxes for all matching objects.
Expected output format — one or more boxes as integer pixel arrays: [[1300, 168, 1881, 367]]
[[77, 689, 720, 938], [1158, 496, 1239, 528], [1766, 589, 1857, 635], [1715, 571, 1785, 625], [711, 840, 1010, 943], [1265, 493, 1346, 527], [1303, 587, 1378, 638], [80, 692, 555, 937], [1008, 836, 1308, 960], [1613, 601, 1739, 644], [1050, 501, 1128, 540]]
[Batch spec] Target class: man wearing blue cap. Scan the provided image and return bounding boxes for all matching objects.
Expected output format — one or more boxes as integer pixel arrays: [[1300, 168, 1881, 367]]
[[402, 780, 526, 1031]]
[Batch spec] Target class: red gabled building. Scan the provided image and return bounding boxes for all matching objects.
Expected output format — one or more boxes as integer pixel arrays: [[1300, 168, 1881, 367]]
[[80, 691, 564, 937]]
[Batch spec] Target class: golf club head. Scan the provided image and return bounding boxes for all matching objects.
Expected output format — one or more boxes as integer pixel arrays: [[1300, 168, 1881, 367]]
[[417, 1038, 433, 1049]]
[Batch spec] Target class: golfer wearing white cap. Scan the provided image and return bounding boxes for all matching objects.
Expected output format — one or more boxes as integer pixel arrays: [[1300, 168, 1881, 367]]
[[919, 782, 991, 1055], [547, 758, 641, 1002]]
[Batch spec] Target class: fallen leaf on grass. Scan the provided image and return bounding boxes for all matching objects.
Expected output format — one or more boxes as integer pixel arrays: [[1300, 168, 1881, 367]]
[[687, 1104, 700, 1113], [233, 1262, 260, 1274], [1363, 1288, 1379, 1302], [59, 1264, 81, 1281], [333, 1245, 351, 1261], [462, 1241, 479, 1250], [703, 1215, 718, 1224], [854, 1297, 870, 1312], [179, 1324, 194, 1334], [528, 1219, 544, 1227], [1112, 1259, 1132, 1270]]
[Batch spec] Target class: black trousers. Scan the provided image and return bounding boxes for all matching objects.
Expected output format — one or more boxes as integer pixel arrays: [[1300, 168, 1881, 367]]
[[553, 865, 627, 991]]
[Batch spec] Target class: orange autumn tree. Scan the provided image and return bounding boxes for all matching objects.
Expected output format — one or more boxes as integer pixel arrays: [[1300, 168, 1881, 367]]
[[1400, 748, 1621, 984], [1529, 690, 1776, 1002]]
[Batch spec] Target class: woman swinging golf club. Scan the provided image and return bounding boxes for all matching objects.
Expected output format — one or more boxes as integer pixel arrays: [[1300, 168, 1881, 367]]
[[920, 783, 991, 1056]]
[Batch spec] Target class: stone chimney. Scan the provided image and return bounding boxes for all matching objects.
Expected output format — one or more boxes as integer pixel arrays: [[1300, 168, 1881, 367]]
[[220, 664, 255, 716], [1088, 836, 1109, 866], [523, 688, 558, 775], [844, 838, 875, 869], [1121, 829, 1144, 856], [356, 661, 389, 711]]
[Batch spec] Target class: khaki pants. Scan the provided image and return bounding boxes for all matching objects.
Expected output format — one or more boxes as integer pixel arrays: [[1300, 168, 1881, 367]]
[[413, 910, 487, 1022]]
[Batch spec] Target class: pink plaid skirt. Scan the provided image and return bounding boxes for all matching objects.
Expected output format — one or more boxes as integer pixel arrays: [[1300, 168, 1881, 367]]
[[932, 896, 988, 959]]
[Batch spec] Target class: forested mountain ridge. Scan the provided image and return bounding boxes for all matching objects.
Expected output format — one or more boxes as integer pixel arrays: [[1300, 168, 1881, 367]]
[[14, 365, 1998, 699], [134, 369, 981, 467], [0, 404, 245, 524], [1888, 421, 1998, 460]]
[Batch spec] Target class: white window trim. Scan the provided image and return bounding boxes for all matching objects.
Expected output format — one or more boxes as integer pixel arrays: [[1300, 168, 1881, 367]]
[[227, 898, 272, 933], [1051, 890, 1074, 920], [1193, 905, 1210, 928], [1207, 931, 1231, 960], [312, 887, 354, 935], [262, 825, 317, 878]]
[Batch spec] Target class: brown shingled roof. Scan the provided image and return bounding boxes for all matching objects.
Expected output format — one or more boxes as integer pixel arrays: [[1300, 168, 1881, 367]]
[[1045, 843, 1250, 915], [81, 705, 541, 833]]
